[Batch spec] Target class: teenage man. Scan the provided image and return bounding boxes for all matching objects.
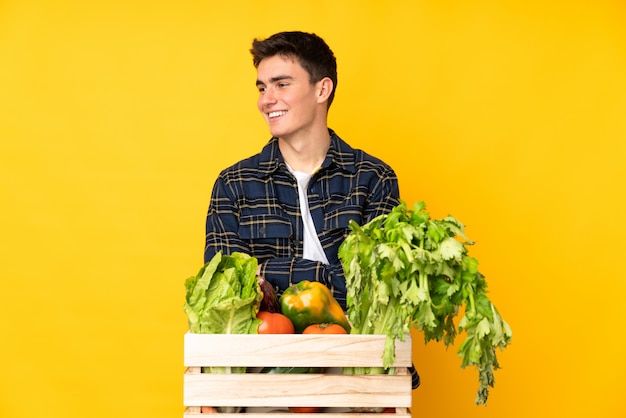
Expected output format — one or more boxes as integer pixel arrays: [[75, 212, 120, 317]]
[[203, 31, 400, 309]]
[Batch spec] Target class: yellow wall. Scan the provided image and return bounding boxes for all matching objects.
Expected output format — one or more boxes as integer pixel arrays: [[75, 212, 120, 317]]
[[1, 1, 625, 417]]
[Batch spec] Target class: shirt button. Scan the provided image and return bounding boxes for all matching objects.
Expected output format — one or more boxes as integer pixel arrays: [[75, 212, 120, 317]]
[[259, 226, 266, 236]]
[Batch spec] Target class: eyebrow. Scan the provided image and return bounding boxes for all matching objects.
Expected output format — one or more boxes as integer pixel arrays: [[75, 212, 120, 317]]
[[256, 75, 294, 87]]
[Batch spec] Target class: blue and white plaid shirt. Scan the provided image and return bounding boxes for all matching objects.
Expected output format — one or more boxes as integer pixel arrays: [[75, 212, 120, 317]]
[[204, 129, 400, 308]]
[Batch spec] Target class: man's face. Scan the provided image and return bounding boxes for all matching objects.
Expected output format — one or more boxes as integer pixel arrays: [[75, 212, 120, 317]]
[[256, 55, 322, 141]]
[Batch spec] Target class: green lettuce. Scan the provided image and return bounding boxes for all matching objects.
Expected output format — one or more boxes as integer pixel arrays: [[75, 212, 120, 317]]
[[183, 251, 262, 412], [184, 251, 262, 335], [184, 250, 262, 380]]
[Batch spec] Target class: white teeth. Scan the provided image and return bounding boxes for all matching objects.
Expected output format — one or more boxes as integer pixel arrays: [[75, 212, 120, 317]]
[[268, 111, 287, 118]]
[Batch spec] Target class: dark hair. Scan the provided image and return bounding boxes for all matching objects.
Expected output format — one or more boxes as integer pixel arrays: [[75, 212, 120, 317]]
[[250, 31, 338, 108]]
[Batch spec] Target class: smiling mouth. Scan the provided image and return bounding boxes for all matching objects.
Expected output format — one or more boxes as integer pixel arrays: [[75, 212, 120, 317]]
[[268, 110, 287, 119]]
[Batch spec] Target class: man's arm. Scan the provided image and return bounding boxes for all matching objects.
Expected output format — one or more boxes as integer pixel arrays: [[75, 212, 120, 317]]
[[204, 176, 250, 263], [204, 161, 400, 310], [260, 166, 401, 309], [361, 166, 401, 223]]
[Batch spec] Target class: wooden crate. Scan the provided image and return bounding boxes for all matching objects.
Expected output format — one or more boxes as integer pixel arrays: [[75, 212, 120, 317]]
[[183, 333, 412, 417]]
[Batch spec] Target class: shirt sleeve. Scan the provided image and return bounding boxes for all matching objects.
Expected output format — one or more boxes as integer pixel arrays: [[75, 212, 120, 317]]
[[260, 166, 400, 311], [363, 165, 401, 222], [204, 176, 251, 263], [204, 155, 401, 312]]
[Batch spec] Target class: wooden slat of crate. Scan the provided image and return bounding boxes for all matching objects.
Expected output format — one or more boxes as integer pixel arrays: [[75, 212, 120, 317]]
[[184, 333, 412, 368], [184, 371, 412, 407], [183, 409, 411, 417], [183, 333, 413, 416]]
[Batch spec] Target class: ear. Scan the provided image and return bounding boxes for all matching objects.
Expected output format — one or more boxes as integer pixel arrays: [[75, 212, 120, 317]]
[[316, 77, 334, 104]]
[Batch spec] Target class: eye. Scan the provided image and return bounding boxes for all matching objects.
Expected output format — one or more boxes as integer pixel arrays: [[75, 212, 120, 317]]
[[278, 82, 289, 88], [257, 86, 266, 93]]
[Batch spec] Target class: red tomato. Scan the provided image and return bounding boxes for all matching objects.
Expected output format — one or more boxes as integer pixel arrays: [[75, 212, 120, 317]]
[[302, 323, 347, 334], [200, 406, 217, 413], [257, 311, 295, 334], [288, 407, 322, 413]]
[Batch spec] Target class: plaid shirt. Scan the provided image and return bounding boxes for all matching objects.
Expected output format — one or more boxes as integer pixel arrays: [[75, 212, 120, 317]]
[[204, 129, 400, 308]]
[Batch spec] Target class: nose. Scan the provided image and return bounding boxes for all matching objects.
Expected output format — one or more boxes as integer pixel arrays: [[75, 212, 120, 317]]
[[259, 86, 277, 107]]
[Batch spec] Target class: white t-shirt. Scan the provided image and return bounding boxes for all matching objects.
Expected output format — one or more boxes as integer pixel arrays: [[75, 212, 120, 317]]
[[287, 164, 330, 265]]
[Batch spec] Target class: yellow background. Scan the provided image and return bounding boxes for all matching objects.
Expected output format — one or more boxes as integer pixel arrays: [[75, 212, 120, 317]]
[[1, 1, 625, 417]]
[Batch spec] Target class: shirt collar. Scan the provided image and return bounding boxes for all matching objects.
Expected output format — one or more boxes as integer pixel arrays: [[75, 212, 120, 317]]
[[256, 129, 357, 178]]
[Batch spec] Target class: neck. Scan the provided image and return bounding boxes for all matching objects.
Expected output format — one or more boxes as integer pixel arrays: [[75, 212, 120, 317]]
[[279, 130, 330, 173]]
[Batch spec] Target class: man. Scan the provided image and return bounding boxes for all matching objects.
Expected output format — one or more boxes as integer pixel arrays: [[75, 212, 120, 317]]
[[205, 30, 420, 390], [204, 31, 400, 309]]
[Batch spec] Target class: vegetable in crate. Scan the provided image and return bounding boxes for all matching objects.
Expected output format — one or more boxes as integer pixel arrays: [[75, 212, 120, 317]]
[[280, 280, 351, 333], [302, 323, 347, 334], [183, 251, 262, 413], [183, 251, 261, 339], [258, 277, 281, 313], [257, 311, 295, 334], [338, 201, 512, 405]]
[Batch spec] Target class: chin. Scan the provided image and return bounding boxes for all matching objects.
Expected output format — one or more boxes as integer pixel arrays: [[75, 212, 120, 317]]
[[268, 127, 289, 138]]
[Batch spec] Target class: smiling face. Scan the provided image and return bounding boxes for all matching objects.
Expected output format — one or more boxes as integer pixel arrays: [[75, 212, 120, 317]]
[[256, 55, 330, 142]]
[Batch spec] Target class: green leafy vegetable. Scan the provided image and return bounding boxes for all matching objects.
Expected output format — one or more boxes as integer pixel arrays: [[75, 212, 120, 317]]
[[183, 251, 262, 413], [260, 366, 322, 374], [183, 250, 262, 373], [338, 201, 512, 405]]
